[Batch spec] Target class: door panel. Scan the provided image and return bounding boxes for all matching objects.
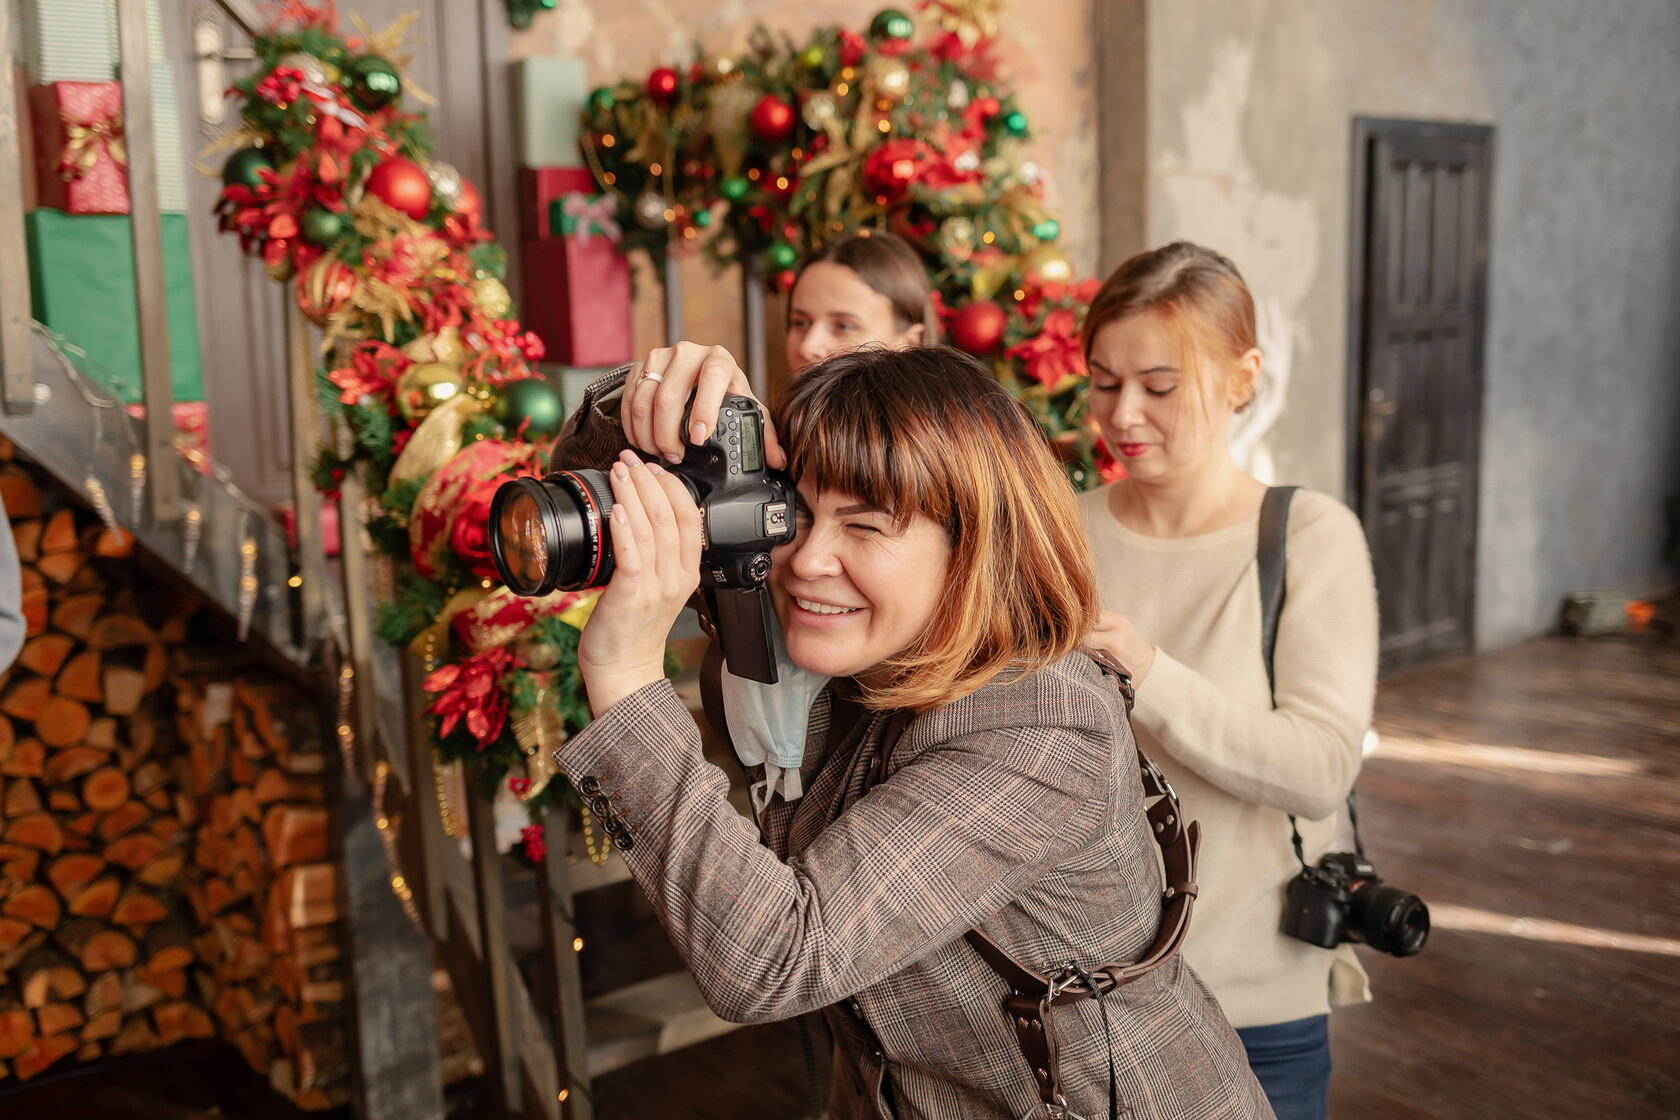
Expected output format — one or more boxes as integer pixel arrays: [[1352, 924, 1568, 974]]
[[161, 1, 511, 507], [1348, 120, 1493, 673]]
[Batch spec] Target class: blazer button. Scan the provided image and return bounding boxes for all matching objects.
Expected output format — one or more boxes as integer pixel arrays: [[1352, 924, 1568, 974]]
[[579, 776, 601, 796], [613, 832, 635, 852], [589, 793, 611, 817]]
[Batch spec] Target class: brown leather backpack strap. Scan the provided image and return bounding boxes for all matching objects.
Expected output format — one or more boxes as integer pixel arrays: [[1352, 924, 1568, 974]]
[[699, 638, 732, 755]]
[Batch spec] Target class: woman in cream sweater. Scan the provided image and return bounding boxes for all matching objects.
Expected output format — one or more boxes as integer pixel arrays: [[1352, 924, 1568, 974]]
[[1080, 242, 1378, 1120]]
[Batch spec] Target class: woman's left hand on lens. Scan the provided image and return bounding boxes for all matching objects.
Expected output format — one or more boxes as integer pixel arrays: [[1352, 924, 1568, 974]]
[[578, 451, 705, 713], [622, 341, 787, 470]]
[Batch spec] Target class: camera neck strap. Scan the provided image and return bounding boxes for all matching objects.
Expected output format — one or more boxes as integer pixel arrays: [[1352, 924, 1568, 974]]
[[1258, 487, 1367, 872]]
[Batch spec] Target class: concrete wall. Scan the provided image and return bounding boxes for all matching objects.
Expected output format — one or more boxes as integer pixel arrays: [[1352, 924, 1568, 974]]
[[1144, 0, 1680, 648], [510, 0, 1101, 379]]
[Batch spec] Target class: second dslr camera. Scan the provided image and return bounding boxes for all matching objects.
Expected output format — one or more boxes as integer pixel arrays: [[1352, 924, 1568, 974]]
[[1282, 850, 1429, 958]]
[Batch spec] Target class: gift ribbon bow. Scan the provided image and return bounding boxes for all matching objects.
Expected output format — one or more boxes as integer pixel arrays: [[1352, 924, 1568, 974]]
[[561, 192, 622, 243], [58, 107, 127, 182]]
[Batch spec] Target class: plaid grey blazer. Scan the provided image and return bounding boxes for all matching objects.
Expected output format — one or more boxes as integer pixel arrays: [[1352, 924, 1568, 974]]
[[555, 653, 1270, 1119]]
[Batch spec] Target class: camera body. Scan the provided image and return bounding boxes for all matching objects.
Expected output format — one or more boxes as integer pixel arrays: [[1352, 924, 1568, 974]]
[[1281, 851, 1429, 958], [488, 394, 795, 682]]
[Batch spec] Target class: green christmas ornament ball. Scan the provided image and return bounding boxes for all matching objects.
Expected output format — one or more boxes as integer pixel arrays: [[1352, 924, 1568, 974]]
[[693, 209, 713, 228], [493, 378, 566, 441], [798, 44, 826, 68], [301, 207, 346, 245], [870, 8, 914, 42], [345, 55, 402, 111], [1032, 218, 1060, 242], [1004, 110, 1030, 137], [588, 87, 615, 114], [767, 242, 799, 271], [221, 146, 275, 190], [718, 176, 750, 203]]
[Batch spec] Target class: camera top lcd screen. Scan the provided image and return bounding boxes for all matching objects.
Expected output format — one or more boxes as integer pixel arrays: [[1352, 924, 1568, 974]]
[[739, 413, 762, 472]]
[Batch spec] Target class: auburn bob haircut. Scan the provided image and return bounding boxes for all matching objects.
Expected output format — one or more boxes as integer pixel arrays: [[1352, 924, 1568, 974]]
[[774, 346, 1099, 712]]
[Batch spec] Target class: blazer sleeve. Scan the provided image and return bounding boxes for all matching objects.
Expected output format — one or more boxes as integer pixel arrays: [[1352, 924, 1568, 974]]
[[549, 364, 633, 472], [552, 675, 1117, 1024], [1131, 494, 1378, 820]]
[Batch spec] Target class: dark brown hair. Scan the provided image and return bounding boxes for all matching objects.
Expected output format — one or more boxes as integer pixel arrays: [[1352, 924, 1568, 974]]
[[793, 230, 940, 345], [774, 345, 1097, 711], [1081, 241, 1257, 407]]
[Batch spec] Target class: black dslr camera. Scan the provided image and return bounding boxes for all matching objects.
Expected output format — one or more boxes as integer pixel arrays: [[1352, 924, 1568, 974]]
[[487, 394, 796, 683], [1282, 851, 1429, 957]]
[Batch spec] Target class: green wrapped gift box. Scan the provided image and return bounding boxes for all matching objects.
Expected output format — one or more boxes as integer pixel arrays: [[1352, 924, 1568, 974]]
[[25, 210, 204, 402]]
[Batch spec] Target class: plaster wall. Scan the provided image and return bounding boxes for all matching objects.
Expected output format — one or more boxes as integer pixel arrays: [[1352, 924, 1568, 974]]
[[510, 0, 1100, 381], [1146, 0, 1680, 648]]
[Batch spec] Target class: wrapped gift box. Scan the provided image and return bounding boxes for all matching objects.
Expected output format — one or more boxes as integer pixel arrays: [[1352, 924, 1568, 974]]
[[29, 71, 188, 214], [31, 81, 128, 214], [25, 210, 205, 402], [124, 400, 211, 475], [521, 231, 633, 369], [514, 56, 588, 168], [518, 167, 596, 239]]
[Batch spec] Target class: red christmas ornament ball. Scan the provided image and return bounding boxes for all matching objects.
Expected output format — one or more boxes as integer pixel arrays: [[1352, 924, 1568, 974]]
[[455, 177, 483, 223], [646, 67, 680, 106], [950, 300, 1007, 356], [751, 95, 796, 143], [365, 157, 433, 220], [773, 269, 798, 292]]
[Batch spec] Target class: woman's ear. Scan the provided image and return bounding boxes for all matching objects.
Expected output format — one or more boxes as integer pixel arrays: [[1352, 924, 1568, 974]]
[[900, 322, 927, 349], [1232, 347, 1262, 411]]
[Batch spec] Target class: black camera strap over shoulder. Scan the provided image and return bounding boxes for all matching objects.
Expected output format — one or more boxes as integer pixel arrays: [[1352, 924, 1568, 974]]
[[1258, 486, 1368, 872]]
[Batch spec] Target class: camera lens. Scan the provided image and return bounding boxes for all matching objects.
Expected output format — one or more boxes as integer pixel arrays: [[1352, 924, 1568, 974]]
[[488, 471, 617, 595], [1349, 883, 1429, 957]]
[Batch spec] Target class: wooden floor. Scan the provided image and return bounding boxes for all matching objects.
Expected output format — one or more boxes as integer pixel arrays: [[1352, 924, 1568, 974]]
[[1329, 628, 1680, 1119]]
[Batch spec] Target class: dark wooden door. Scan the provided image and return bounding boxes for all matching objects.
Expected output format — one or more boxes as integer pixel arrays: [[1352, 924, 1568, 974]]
[[1347, 119, 1493, 674], [160, 1, 513, 507]]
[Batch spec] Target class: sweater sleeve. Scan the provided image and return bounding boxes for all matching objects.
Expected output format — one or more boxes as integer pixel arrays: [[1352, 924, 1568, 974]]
[[552, 676, 1115, 1025], [1131, 493, 1378, 820]]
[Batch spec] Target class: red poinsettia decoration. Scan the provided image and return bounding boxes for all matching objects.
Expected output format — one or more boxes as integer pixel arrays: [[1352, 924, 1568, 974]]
[[327, 339, 411, 406], [1005, 307, 1085, 389], [424, 646, 515, 749]]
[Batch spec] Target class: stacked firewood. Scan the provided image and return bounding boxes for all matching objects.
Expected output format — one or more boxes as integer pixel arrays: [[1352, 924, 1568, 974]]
[[173, 673, 349, 1108], [0, 447, 348, 1106]]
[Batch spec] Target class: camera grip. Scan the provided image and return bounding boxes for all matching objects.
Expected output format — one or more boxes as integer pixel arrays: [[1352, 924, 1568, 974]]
[[703, 585, 780, 685]]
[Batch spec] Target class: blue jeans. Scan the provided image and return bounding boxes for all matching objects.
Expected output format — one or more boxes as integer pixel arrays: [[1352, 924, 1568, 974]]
[[1236, 1014, 1331, 1120]]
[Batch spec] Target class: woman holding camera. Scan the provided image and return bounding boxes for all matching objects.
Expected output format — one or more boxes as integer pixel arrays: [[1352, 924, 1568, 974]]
[[1078, 242, 1379, 1120], [550, 346, 1269, 1119]]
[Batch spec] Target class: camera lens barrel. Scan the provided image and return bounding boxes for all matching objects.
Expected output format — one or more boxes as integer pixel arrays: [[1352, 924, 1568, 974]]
[[1349, 883, 1430, 957], [489, 470, 618, 596]]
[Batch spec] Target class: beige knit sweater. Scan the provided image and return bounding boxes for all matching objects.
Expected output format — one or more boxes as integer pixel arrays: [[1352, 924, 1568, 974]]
[[1078, 485, 1378, 1029]]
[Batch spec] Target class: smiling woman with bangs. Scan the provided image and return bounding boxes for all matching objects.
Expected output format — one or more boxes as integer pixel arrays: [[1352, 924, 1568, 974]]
[[547, 344, 1269, 1119]]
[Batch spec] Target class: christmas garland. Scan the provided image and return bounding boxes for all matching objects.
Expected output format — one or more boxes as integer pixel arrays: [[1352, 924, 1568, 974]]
[[212, 5, 604, 855], [582, 1, 1122, 487]]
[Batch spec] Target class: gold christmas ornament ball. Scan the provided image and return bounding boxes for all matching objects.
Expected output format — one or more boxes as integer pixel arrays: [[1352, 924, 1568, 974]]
[[395, 362, 467, 424], [400, 325, 466, 366], [427, 161, 464, 210], [802, 91, 840, 130], [868, 57, 912, 102], [1022, 244, 1074, 284], [472, 275, 512, 321], [514, 634, 563, 671], [940, 216, 978, 261]]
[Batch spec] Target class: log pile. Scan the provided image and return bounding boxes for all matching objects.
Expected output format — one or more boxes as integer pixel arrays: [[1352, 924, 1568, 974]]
[[0, 448, 349, 1106]]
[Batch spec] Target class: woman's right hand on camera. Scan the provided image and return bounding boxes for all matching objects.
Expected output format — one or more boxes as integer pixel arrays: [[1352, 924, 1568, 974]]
[[621, 342, 787, 470], [578, 450, 705, 714]]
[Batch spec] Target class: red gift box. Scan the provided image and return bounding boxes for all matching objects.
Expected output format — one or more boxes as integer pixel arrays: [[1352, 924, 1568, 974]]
[[518, 166, 596, 239], [31, 82, 129, 215], [520, 234, 633, 368], [124, 400, 211, 476]]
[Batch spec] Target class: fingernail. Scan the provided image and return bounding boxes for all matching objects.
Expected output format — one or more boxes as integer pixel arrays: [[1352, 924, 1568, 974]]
[[665, 451, 683, 464], [690, 421, 708, 443], [612, 461, 629, 480], [647, 462, 665, 476], [612, 504, 626, 522]]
